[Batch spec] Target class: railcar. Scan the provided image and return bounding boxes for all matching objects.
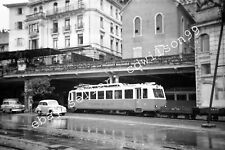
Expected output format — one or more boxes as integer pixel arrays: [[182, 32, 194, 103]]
[[160, 88, 225, 120], [160, 88, 197, 119], [68, 82, 166, 115]]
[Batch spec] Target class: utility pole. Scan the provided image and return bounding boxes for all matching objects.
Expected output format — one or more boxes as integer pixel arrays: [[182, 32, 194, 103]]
[[202, 0, 225, 127]]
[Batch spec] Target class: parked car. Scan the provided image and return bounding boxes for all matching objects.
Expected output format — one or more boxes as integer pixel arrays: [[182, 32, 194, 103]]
[[35, 99, 67, 116], [1, 98, 25, 113]]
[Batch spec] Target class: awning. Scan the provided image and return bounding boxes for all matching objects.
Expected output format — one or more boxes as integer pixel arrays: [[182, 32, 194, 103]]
[[0, 48, 63, 61]]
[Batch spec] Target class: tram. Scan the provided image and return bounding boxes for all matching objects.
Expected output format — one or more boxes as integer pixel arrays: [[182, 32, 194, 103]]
[[68, 82, 166, 115]]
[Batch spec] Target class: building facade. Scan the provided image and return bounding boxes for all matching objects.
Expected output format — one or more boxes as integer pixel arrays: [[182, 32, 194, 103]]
[[4, 2, 29, 52], [0, 30, 9, 52], [121, 0, 195, 59], [5, 0, 123, 60], [195, 1, 225, 108]]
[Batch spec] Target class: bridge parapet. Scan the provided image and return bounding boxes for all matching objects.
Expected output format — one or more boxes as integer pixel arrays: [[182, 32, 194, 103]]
[[2, 54, 194, 77]]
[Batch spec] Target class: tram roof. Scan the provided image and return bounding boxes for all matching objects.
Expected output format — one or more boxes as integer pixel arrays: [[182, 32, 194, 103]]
[[74, 82, 161, 90]]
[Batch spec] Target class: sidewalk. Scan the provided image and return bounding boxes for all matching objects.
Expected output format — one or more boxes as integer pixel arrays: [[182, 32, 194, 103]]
[[0, 135, 77, 150]]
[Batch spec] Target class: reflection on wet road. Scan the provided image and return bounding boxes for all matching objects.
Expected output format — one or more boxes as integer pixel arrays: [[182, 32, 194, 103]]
[[0, 113, 225, 150]]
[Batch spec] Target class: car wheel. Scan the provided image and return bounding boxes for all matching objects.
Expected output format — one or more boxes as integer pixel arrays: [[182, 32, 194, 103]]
[[48, 110, 53, 116]]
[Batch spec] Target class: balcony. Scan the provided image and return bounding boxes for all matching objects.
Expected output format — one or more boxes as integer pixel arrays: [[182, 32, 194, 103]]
[[46, 3, 85, 17], [26, 12, 46, 22], [75, 23, 84, 32], [29, 30, 39, 38], [51, 28, 59, 36], [28, 0, 56, 6], [63, 26, 71, 33]]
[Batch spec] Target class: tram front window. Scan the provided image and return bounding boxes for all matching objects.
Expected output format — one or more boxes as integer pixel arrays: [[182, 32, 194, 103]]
[[153, 89, 164, 98]]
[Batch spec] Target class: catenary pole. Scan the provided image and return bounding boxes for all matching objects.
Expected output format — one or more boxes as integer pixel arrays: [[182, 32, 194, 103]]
[[207, 0, 225, 124]]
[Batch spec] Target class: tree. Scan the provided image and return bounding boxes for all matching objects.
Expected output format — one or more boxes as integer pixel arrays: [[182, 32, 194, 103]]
[[26, 77, 55, 98]]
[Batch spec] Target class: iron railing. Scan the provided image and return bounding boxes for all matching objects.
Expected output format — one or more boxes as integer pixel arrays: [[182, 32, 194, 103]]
[[26, 12, 46, 21], [2, 54, 195, 76], [46, 3, 85, 16]]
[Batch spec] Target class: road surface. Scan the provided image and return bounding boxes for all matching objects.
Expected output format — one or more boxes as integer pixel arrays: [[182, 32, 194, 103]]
[[0, 112, 225, 150]]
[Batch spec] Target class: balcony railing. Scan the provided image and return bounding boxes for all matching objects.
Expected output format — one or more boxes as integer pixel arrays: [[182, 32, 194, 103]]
[[75, 23, 84, 30], [29, 30, 39, 38], [28, 0, 56, 6], [2, 54, 195, 76], [51, 28, 59, 35], [63, 26, 71, 33], [26, 12, 46, 21], [46, 3, 85, 16]]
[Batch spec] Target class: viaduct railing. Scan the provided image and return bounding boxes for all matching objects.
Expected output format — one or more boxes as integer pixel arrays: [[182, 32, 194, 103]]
[[2, 54, 195, 76]]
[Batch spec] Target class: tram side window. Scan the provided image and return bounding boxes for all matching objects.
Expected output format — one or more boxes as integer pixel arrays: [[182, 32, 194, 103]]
[[125, 89, 133, 99], [143, 89, 148, 99], [177, 94, 187, 101], [83, 92, 89, 100], [98, 91, 104, 99], [114, 90, 122, 99], [73, 92, 76, 101], [189, 94, 196, 101], [106, 91, 113, 99], [153, 89, 164, 98], [166, 94, 175, 101], [76, 92, 82, 100], [69, 92, 72, 101], [90, 91, 96, 99]]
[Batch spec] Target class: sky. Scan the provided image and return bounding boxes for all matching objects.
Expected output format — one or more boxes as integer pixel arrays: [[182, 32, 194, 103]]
[[0, 0, 28, 30]]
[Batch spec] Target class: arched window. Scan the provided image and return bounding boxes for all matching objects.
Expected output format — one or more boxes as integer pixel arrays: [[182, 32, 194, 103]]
[[155, 13, 164, 34], [34, 7, 37, 14], [53, 2, 58, 12], [39, 6, 43, 12], [134, 17, 141, 36], [200, 34, 210, 52]]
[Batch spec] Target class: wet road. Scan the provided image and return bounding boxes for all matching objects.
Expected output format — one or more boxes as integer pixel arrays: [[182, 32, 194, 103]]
[[0, 112, 225, 150]]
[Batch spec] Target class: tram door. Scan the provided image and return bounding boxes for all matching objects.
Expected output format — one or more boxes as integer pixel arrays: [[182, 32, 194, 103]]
[[135, 88, 142, 112]]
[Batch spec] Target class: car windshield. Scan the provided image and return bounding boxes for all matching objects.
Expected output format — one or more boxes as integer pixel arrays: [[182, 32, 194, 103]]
[[3, 102, 9, 105], [3, 101, 21, 105]]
